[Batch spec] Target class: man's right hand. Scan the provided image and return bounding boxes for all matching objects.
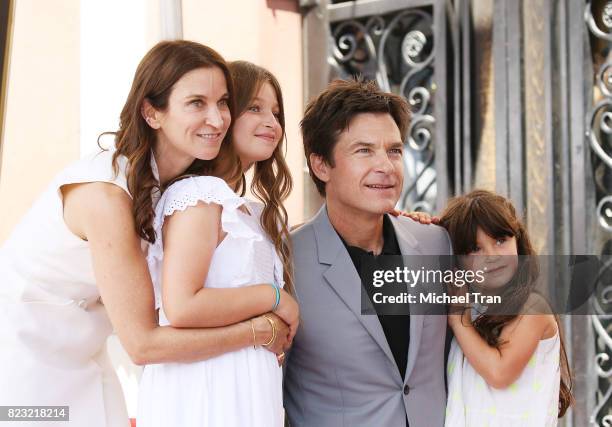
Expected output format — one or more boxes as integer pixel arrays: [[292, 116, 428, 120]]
[[391, 209, 440, 224]]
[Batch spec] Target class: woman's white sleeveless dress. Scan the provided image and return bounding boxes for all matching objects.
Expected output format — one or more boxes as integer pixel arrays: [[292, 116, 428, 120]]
[[445, 331, 561, 426], [0, 150, 137, 427], [137, 176, 284, 427]]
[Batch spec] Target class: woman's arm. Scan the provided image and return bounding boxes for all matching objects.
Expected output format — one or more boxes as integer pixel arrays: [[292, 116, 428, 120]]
[[62, 182, 289, 364], [159, 200, 299, 329], [448, 309, 555, 389]]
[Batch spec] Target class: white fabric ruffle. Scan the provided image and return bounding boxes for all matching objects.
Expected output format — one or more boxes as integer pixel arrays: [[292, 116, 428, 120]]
[[139, 175, 285, 427], [147, 176, 263, 308]]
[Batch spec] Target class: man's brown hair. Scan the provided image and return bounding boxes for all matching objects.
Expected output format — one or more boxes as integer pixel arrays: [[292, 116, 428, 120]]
[[300, 78, 411, 195]]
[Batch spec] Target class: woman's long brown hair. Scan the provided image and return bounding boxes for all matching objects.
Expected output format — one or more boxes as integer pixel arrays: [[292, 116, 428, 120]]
[[104, 40, 241, 243], [439, 189, 573, 417], [227, 61, 294, 295]]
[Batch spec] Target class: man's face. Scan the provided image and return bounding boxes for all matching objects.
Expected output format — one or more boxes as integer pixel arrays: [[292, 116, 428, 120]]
[[314, 112, 404, 217]]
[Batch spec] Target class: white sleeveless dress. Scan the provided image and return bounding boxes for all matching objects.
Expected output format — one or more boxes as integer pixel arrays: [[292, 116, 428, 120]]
[[445, 332, 561, 426], [137, 176, 284, 427], [0, 150, 136, 427]]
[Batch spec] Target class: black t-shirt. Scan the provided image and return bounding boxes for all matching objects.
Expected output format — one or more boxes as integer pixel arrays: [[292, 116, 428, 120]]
[[339, 214, 410, 379]]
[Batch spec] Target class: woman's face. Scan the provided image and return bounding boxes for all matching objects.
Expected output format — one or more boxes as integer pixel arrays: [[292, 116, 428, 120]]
[[459, 226, 519, 291], [151, 66, 231, 166], [232, 82, 282, 169]]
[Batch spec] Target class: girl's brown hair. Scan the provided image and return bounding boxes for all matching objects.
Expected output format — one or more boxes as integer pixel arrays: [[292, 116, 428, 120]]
[[104, 40, 241, 243], [227, 61, 294, 295], [439, 189, 573, 417]]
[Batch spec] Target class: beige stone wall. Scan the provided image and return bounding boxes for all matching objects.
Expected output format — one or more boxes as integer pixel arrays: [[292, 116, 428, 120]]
[[471, 0, 496, 192], [0, 0, 80, 242], [522, 0, 550, 254]]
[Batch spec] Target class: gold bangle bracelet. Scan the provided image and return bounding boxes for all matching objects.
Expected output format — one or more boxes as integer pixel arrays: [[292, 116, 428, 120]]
[[262, 316, 276, 347], [261, 315, 276, 347], [250, 319, 257, 349]]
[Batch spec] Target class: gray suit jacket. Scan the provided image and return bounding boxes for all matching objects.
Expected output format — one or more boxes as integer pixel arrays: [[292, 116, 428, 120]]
[[284, 206, 452, 427]]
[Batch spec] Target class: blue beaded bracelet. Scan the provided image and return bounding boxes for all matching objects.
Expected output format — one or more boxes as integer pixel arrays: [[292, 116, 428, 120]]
[[270, 283, 281, 311]]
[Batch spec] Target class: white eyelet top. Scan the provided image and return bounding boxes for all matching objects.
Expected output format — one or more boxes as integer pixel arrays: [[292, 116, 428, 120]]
[[445, 331, 561, 426], [138, 175, 285, 427]]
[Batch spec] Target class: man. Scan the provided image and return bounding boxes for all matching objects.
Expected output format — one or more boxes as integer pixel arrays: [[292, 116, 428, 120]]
[[284, 79, 452, 427]]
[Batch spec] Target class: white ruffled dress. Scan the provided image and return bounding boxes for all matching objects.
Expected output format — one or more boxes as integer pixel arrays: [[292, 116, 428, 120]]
[[445, 332, 561, 426], [137, 176, 284, 427]]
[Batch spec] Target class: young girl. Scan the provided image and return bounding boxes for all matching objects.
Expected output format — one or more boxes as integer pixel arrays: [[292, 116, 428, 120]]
[[439, 190, 572, 426], [137, 61, 297, 427]]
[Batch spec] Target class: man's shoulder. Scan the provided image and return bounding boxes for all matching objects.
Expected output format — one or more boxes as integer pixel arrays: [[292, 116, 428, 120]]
[[390, 215, 452, 254], [290, 217, 317, 246], [391, 214, 447, 235]]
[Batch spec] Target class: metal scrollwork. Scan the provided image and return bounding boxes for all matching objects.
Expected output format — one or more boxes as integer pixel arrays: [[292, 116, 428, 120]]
[[407, 114, 434, 152], [406, 86, 430, 116], [596, 353, 612, 378], [587, 0, 612, 41], [329, 5, 437, 213], [588, 99, 612, 169], [365, 15, 385, 37], [402, 31, 427, 63], [598, 62, 612, 98], [597, 196, 612, 232], [332, 20, 372, 63], [603, 1, 612, 29], [587, 1, 612, 424], [591, 309, 612, 425]]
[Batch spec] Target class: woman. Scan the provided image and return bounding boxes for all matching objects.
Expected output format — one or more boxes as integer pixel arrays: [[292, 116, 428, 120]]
[[0, 41, 289, 427], [137, 61, 297, 427]]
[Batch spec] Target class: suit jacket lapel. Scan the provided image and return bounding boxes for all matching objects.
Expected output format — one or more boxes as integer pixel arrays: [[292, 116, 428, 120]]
[[313, 206, 398, 379], [389, 215, 425, 383]]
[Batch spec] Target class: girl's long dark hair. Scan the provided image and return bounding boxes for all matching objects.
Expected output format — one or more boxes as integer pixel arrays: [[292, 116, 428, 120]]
[[439, 189, 573, 417]]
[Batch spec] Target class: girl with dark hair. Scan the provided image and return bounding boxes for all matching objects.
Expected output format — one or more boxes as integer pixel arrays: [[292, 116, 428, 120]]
[[136, 61, 298, 427], [0, 41, 289, 427], [439, 190, 572, 426]]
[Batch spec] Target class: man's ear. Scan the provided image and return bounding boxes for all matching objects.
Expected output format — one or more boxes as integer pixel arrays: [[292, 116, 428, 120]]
[[141, 99, 161, 130], [309, 153, 331, 184]]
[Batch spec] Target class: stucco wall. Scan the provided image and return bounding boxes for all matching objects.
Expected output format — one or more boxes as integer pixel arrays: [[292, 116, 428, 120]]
[[0, 0, 80, 242]]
